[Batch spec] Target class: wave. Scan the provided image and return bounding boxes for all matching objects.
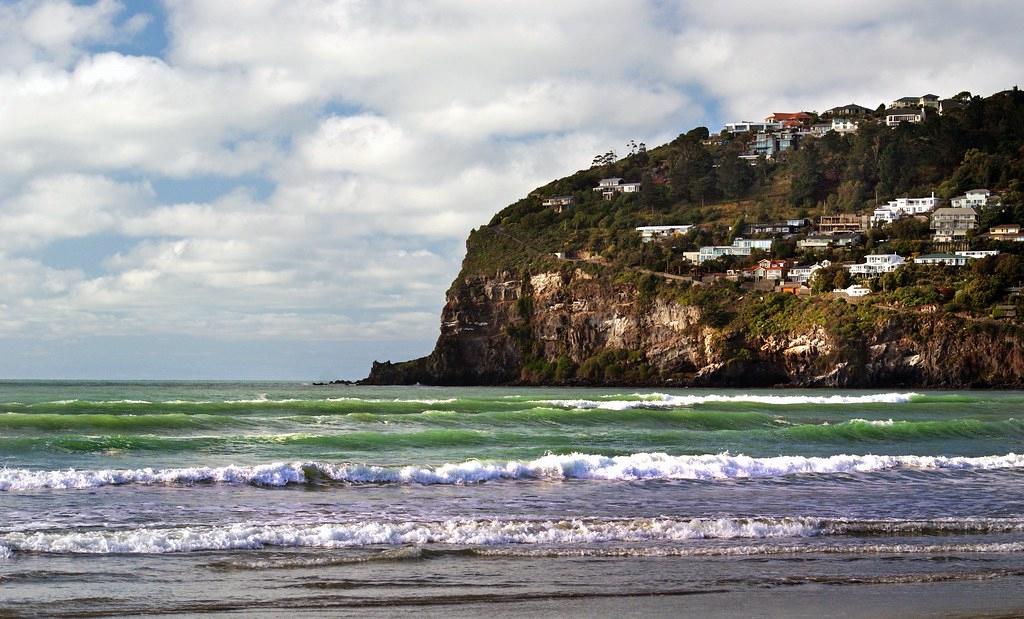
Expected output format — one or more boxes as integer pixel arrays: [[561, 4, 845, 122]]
[[538, 392, 922, 410], [4, 451, 1024, 491], [4, 516, 1024, 556]]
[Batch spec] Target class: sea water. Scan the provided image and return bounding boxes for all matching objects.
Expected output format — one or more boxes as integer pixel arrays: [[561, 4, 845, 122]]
[[2, 382, 1024, 617]]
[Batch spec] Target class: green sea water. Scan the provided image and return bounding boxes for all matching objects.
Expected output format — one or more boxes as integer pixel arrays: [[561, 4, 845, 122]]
[[3, 382, 1024, 616]]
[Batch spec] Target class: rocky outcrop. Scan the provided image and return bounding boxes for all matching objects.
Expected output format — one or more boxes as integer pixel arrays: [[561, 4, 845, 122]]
[[362, 268, 1024, 388]]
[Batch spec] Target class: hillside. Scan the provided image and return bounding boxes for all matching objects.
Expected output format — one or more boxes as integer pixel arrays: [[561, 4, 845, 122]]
[[363, 88, 1024, 387]]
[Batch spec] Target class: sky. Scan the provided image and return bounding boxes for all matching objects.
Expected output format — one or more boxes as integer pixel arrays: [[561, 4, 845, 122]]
[[0, 0, 1021, 380]]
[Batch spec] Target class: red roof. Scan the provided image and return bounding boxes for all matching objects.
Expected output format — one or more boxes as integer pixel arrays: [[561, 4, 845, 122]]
[[769, 112, 812, 121]]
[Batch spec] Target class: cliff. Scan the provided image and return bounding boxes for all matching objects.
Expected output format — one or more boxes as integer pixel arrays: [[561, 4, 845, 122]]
[[363, 266, 1024, 388], [361, 88, 1024, 387]]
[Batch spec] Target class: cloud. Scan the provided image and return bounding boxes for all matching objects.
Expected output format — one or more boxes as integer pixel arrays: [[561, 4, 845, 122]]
[[1, 0, 1023, 377]]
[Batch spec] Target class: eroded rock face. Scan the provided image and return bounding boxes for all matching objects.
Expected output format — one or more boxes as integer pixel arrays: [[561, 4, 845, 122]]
[[363, 270, 1024, 387]]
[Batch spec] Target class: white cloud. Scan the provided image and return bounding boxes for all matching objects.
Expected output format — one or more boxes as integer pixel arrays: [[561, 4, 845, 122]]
[[1, 0, 1023, 376]]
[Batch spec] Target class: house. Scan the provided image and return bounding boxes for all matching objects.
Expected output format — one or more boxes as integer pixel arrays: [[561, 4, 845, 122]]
[[830, 118, 858, 134], [956, 250, 999, 259], [636, 225, 694, 243], [593, 178, 641, 200], [765, 112, 813, 127], [809, 123, 832, 137], [848, 254, 905, 276], [745, 221, 800, 236], [823, 103, 874, 117], [834, 284, 872, 297], [950, 189, 999, 209], [798, 232, 861, 249], [886, 108, 927, 127], [724, 121, 784, 133], [697, 238, 772, 264], [890, 95, 940, 110], [750, 129, 800, 158], [930, 207, 978, 242], [779, 282, 811, 295], [871, 193, 939, 225], [988, 224, 1024, 242], [744, 259, 790, 281], [542, 195, 576, 212], [818, 213, 868, 234], [914, 253, 970, 267], [788, 260, 831, 283]]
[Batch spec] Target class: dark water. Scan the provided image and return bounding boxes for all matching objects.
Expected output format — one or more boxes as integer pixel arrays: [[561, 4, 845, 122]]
[[2, 383, 1024, 617]]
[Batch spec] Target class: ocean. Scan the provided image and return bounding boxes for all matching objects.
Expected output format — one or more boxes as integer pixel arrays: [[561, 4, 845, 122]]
[[2, 382, 1024, 617]]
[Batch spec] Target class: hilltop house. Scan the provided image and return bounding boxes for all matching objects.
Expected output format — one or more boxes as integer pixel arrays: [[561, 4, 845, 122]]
[[818, 213, 868, 234], [594, 178, 641, 200], [788, 260, 831, 283], [950, 189, 999, 209], [765, 112, 813, 127], [823, 103, 874, 117], [886, 108, 927, 127], [989, 224, 1024, 242], [871, 193, 939, 225], [745, 219, 809, 236], [956, 250, 999, 259], [914, 253, 970, 267], [890, 95, 940, 110], [834, 284, 872, 297], [542, 195, 576, 212], [697, 238, 772, 264], [930, 207, 978, 242], [744, 259, 790, 281], [724, 120, 783, 133], [848, 254, 905, 276], [636, 225, 693, 242], [798, 232, 860, 250]]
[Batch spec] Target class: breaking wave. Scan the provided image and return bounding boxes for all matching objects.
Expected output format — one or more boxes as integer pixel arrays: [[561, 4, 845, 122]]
[[538, 392, 921, 410], [4, 451, 1024, 491], [3, 516, 1024, 556]]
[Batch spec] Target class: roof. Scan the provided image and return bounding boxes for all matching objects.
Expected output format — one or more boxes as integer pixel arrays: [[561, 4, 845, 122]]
[[894, 97, 919, 103], [916, 253, 959, 260], [769, 112, 812, 120], [966, 188, 990, 194], [932, 207, 977, 215], [922, 94, 940, 99], [825, 103, 873, 113]]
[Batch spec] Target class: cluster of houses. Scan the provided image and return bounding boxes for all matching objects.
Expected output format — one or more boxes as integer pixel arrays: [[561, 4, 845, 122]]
[[721, 92, 972, 162], [724, 108, 863, 161], [718, 249, 1002, 299]]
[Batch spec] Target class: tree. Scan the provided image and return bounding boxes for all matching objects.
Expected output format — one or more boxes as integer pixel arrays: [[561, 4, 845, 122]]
[[789, 144, 824, 207], [716, 154, 754, 199]]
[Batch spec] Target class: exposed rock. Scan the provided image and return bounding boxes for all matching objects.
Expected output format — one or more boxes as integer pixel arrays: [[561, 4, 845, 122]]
[[362, 269, 1024, 388]]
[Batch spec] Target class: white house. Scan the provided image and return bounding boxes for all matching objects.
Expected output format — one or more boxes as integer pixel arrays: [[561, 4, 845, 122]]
[[724, 121, 783, 133], [848, 254, 905, 276], [831, 118, 858, 134], [731, 238, 773, 250], [636, 225, 694, 242], [834, 284, 872, 297], [871, 193, 938, 224], [930, 207, 978, 242], [951, 189, 999, 209], [788, 260, 831, 283], [956, 250, 999, 259], [594, 178, 641, 200], [914, 253, 969, 267], [698, 245, 752, 263], [886, 108, 926, 127]]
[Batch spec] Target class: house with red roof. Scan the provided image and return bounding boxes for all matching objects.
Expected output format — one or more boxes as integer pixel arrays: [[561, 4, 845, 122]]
[[764, 112, 813, 128]]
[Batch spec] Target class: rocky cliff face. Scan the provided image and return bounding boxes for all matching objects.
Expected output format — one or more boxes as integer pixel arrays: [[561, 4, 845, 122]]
[[364, 268, 1024, 388]]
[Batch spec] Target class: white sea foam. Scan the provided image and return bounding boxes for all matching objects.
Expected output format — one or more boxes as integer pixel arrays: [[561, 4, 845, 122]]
[[0, 517, 826, 554], [3, 451, 1024, 491], [4, 517, 1023, 556], [848, 418, 897, 426], [537, 392, 921, 410]]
